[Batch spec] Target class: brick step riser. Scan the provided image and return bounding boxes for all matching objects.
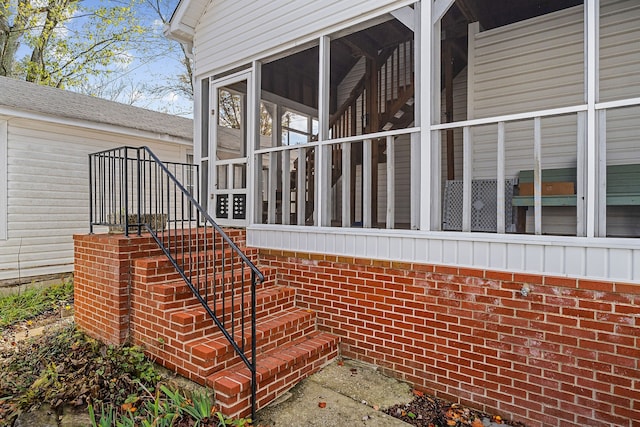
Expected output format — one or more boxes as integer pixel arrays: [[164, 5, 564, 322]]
[[168, 250, 258, 267], [138, 260, 262, 285], [140, 264, 253, 284], [158, 245, 258, 265], [148, 266, 275, 294], [209, 335, 339, 418], [162, 243, 256, 257], [158, 229, 246, 247], [169, 290, 297, 339], [148, 274, 274, 308], [192, 315, 318, 378], [136, 262, 273, 295]]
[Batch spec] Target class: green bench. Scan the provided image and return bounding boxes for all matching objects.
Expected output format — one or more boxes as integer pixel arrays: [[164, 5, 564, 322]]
[[512, 163, 640, 207]]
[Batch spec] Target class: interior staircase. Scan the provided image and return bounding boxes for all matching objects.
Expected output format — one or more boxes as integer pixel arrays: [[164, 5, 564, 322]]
[[283, 39, 414, 225], [130, 228, 339, 418]]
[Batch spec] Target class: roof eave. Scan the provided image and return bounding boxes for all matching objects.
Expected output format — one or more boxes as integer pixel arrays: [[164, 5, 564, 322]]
[[164, 21, 194, 54], [166, 0, 207, 44]]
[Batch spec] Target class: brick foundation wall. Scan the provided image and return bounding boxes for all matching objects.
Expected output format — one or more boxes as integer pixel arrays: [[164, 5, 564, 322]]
[[73, 234, 162, 345], [259, 249, 640, 427]]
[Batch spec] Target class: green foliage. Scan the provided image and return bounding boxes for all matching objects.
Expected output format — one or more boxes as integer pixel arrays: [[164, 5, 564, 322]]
[[1, 323, 252, 426], [1, 0, 145, 88], [0, 280, 74, 327], [89, 385, 253, 427], [0, 324, 161, 423]]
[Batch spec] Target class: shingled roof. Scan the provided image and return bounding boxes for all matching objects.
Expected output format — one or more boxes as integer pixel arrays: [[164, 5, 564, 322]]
[[0, 76, 192, 141]]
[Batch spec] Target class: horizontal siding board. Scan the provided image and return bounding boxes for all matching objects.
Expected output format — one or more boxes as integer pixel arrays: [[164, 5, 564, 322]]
[[472, 5, 584, 119], [194, 0, 402, 75], [599, 0, 640, 101]]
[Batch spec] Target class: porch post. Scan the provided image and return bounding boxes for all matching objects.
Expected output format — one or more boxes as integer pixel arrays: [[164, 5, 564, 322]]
[[417, 0, 433, 231], [318, 35, 331, 227], [585, 0, 599, 237], [250, 61, 261, 226]]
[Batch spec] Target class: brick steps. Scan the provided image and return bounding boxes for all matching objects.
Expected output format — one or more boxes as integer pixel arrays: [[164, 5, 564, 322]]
[[146, 268, 275, 309], [128, 229, 339, 418], [206, 331, 339, 418], [134, 249, 258, 285], [167, 286, 298, 341], [186, 307, 317, 377]]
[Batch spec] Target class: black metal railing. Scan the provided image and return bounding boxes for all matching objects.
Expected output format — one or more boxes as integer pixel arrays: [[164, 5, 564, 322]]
[[89, 146, 264, 419]]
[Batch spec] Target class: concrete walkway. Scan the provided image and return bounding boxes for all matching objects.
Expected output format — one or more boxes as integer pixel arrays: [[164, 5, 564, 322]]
[[256, 359, 414, 426]]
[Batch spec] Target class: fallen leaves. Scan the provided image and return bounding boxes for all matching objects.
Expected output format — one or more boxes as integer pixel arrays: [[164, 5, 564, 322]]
[[386, 390, 526, 427]]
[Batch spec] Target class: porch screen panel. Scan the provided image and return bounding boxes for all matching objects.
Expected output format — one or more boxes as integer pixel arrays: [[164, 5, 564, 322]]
[[599, 0, 640, 102], [471, 4, 584, 119], [604, 105, 640, 238]]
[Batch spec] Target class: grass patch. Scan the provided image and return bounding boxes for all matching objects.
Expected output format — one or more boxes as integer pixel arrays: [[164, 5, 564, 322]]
[[0, 280, 74, 327]]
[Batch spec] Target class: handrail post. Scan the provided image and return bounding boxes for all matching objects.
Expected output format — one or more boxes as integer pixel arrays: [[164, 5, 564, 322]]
[[251, 269, 257, 421], [123, 147, 129, 237], [136, 147, 142, 236], [89, 155, 94, 234]]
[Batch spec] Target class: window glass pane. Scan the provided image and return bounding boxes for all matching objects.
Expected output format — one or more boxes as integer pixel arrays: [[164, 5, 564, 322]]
[[282, 112, 308, 133]]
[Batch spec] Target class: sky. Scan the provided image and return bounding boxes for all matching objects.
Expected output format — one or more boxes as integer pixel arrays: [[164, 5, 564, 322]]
[[93, 0, 193, 116]]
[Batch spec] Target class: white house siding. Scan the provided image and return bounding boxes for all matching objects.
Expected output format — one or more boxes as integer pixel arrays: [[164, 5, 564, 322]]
[[470, 5, 584, 179], [599, 0, 640, 102], [440, 67, 466, 182], [336, 57, 365, 113], [471, 6, 584, 120], [0, 118, 190, 281], [392, 134, 411, 225], [193, 0, 408, 77]]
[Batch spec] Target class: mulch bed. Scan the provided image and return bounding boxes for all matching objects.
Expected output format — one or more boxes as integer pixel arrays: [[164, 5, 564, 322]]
[[385, 391, 528, 427]]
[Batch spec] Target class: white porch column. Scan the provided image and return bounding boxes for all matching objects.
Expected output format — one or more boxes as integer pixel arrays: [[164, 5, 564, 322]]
[[417, 1, 434, 230], [585, 0, 600, 237], [249, 61, 260, 225], [318, 35, 331, 227]]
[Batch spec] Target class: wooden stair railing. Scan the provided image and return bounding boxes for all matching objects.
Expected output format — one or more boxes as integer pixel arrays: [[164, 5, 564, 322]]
[[285, 39, 414, 225]]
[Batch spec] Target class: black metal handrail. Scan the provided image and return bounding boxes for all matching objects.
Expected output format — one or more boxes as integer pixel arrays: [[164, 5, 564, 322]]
[[88, 146, 264, 420]]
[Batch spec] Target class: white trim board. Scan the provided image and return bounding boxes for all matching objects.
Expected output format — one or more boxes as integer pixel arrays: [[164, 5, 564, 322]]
[[247, 225, 640, 284], [0, 107, 192, 146], [0, 119, 6, 240]]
